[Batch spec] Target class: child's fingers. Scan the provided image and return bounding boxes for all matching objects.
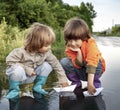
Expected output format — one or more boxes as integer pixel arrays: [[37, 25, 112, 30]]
[[60, 82, 69, 87]]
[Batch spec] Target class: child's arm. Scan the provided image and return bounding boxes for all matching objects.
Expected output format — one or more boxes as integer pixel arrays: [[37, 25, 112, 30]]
[[87, 73, 96, 94], [67, 46, 83, 67], [46, 50, 69, 87], [69, 47, 82, 64], [76, 49, 83, 65]]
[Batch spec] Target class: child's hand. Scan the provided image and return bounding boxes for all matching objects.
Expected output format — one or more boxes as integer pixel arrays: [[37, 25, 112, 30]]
[[31, 71, 36, 76], [69, 47, 80, 52], [60, 82, 69, 87], [87, 84, 96, 95]]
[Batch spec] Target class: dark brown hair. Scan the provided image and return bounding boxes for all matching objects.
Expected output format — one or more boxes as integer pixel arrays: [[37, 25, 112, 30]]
[[64, 17, 91, 44], [24, 22, 55, 52]]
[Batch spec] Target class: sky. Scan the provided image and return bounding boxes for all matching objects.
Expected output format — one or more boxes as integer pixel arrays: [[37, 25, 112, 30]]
[[62, 0, 120, 32]]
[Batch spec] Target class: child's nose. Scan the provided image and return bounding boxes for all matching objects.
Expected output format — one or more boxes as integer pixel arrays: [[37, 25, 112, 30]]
[[71, 40, 75, 45]]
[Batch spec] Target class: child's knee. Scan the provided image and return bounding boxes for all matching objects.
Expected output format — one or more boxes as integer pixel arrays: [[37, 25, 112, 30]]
[[36, 62, 53, 76], [60, 58, 68, 67], [42, 62, 52, 72], [60, 58, 72, 68], [6, 65, 27, 81]]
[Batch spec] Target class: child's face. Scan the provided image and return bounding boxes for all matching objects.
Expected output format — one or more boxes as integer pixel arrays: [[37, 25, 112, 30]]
[[38, 45, 51, 53], [67, 39, 82, 48]]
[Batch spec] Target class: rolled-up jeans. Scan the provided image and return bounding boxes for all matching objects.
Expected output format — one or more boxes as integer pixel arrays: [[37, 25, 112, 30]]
[[60, 58, 102, 88], [6, 62, 52, 84]]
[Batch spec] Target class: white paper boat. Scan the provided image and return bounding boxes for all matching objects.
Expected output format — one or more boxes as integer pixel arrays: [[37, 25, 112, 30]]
[[83, 87, 104, 97], [53, 84, 77, 93]]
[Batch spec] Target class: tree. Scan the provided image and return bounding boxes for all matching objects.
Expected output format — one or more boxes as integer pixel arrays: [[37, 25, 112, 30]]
[[111, 25, 120, 36], [79, 2, 96, 32]]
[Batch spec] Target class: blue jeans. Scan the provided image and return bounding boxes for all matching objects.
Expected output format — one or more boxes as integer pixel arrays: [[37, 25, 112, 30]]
[[60, 58, 102, 88]]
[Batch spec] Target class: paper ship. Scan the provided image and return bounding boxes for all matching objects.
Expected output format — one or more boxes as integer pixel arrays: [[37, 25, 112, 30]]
[[53, 84, 77, 93]]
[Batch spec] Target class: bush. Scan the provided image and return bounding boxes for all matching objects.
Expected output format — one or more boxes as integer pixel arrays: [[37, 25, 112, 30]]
[[0, 18, 27, 91], [0, 18, 27, 63]]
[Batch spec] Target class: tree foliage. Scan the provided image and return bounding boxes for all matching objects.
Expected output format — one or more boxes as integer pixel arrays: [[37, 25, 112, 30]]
[[79, 2, 96, 31], [111, 25, 120, 36], [0, 0, 96, 31]]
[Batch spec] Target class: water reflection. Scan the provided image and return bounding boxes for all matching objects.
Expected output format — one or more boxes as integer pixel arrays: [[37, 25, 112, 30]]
[[95, 36, 120, 110], [9, 95, 48, 110], [0, 97, 9, 110], [0, 90, 106, 110], [60, 91, 106, 110], [47, 90, 59, 110]]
